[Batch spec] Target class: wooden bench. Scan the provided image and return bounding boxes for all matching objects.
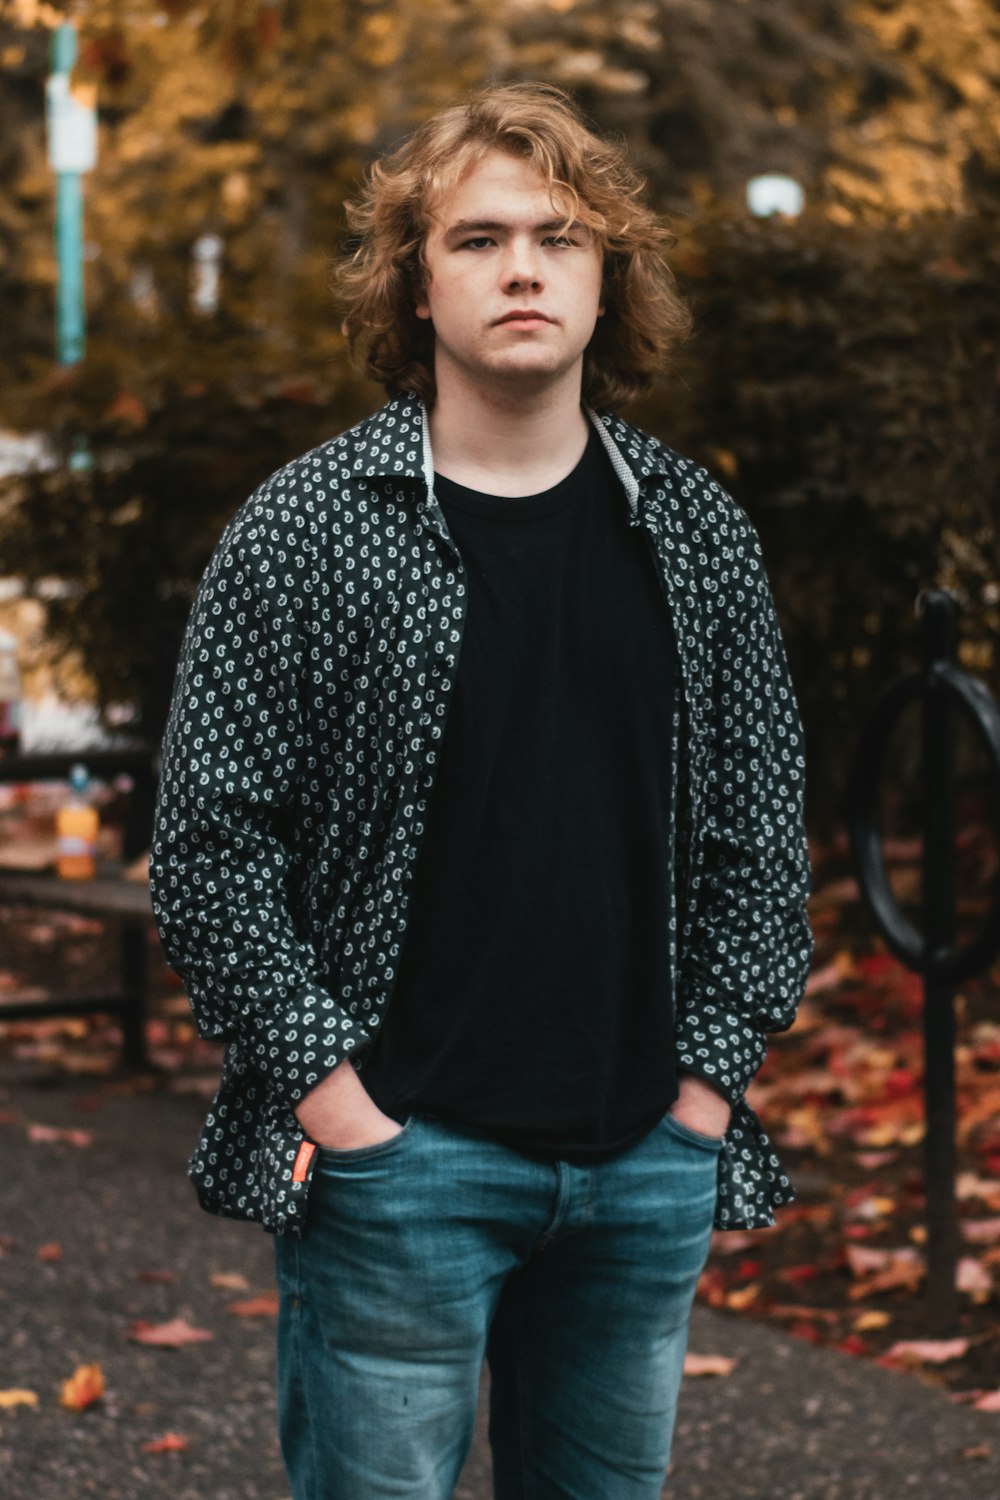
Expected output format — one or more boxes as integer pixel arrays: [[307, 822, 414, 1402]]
[[0, 746, 158, 1067]]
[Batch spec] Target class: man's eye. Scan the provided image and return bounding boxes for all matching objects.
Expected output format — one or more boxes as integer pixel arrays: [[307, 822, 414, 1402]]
[[545, 234, 578, 248], [459, 237, 493, 250]]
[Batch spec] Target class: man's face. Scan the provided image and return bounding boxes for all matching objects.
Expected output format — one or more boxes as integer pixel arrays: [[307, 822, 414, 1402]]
[[415, 149, 605, 397]]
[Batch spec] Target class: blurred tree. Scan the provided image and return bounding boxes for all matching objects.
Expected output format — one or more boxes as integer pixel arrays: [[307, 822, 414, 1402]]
[[0, 0, 998, 828]]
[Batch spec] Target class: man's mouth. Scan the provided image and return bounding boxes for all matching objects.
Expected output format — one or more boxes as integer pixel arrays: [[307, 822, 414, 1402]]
[[494, 311, 554, 326]]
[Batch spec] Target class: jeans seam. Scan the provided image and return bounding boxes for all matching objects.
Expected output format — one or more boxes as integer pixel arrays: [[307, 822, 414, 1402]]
[[292, 1237, 321, 1500]]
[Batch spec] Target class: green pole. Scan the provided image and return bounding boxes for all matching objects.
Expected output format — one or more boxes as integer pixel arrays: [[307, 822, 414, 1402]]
[[54, 169, 85, 365], [48, 23, 94, 367]]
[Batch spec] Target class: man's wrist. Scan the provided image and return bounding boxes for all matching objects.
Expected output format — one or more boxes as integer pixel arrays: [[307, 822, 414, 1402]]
[[671, 1071, 732, 1136]]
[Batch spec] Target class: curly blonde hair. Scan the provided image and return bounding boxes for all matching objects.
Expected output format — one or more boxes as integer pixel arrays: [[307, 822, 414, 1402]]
[[336, 82, 692, 410]]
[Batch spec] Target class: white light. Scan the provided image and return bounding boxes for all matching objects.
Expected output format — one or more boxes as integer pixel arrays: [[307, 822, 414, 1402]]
[[747, 174, 804, 219], [191, 233, 224, 315]]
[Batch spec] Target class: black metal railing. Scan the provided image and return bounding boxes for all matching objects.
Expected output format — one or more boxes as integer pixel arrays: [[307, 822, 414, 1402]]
[[847, 589, 1000, 1332]]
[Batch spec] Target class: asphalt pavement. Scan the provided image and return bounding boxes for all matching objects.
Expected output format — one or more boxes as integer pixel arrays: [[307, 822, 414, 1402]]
[[2, 1068, 999, 1500]]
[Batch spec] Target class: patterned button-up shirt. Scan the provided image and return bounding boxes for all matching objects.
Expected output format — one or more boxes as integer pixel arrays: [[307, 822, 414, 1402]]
[[150, 392, 814, 1236]]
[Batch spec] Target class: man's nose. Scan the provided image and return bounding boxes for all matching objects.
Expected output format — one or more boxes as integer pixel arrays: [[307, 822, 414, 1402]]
[[500, 240, 542, 290]]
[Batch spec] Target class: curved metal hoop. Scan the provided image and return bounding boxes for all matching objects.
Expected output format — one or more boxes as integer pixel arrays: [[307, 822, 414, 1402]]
[[847, 663, 1000, 984]]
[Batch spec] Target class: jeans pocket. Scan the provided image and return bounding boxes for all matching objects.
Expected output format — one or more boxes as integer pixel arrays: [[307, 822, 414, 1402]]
[[315, 1113, 419, 1169], [659, 1110, 726, 1153]]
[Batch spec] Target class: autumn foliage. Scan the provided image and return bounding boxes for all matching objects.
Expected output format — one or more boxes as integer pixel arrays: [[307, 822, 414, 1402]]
[[1, 2, 999, 814]]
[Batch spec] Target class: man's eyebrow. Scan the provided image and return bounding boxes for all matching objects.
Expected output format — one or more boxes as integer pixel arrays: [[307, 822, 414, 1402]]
[[442, 217, 582, 238]]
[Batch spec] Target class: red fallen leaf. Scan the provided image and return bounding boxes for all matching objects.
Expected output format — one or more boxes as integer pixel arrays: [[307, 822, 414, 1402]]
[[974, 1391, 1000, 1412], [226, 1291, 280, 1318], [777, 1263, 821, 1284], [0, 1107, 21, 1124], [834, 1334, 869, 1357], [735, 1258, 764, 1281], [960, 1443, 993, 1460], [27, 1124, 93, 1147], [855, 952, 895, 979], [128, 1318, 214, 1348], [37, 1243, 62, 1262], [683, 1352, 736, 1377], [788, 1321, 825, 1343], [60, 1363, 104, 1410], [137, 1269, 177, 1285], [141, 1432, 189, 1454], [883, 1068, 920, 1101]]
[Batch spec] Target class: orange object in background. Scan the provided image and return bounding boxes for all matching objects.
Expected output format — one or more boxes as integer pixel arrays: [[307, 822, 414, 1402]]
[[55, 762, 99, 879]]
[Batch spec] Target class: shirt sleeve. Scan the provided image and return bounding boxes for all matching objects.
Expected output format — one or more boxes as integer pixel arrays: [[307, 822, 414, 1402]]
[[674, 510, 814, 1109], [149, 511, 359, 1111]]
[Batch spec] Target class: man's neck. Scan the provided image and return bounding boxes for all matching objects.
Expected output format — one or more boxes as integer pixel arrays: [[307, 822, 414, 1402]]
[[426, 366, 592, 499]]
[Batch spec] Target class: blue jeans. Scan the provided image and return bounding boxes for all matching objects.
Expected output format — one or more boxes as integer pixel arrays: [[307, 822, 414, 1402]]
[[274, 1108, 722, 1499]]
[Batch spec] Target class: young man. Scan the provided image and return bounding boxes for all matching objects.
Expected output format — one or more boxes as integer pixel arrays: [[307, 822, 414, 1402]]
[[151, 82, 813, 1499]]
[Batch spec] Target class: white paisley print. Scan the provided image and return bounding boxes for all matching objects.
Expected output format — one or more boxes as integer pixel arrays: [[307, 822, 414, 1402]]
[[150, 392, 814, 1237]]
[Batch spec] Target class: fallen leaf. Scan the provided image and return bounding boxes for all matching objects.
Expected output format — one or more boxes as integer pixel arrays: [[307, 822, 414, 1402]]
[[853, 1310, 892, 1331], [854, 1150, 900, 1170], [137, 1269, 177, 1285], [683, 1352, 736, 1377], [804, 954, 854, 995], [226, 1292, 279, 1318], [127, 1317, 214, 1348], [883, 1337, 971, 1364], [210, 1271, 250, 1292], [36, 1242, 62, 1263], [962, 1219, 1000, 1244], [960, 1443, 992, 1460], [788, 1321, 825, 1343], [0, 1389, 38, 1409], [60, 1363, 104, 1411], [973, 1390, 1000, 1412], [724, 1283, 761, 1310], [768, 1304, 841, 1324], [957, 1257, 993, 1299], [778, 1263, 821, 1285], [845, 1244, 924, 1299], [27, 1124, 93, 1148], [142, 1432, 189, 1453]]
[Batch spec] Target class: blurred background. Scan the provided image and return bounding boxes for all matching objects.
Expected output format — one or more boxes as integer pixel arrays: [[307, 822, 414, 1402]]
[[3, 8, 1000, 1489], [0, 0, 997, 838]]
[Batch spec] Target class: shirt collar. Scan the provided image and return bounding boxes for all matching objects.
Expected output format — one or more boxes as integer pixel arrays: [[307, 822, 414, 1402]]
[[356, 390, 678, 533]]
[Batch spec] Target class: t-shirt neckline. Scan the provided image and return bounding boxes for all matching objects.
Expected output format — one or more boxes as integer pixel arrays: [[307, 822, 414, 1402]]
[[434, 425, 602, 521]]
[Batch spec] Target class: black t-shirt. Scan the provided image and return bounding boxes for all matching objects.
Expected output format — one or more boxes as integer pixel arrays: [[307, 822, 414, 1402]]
[[358, 422, 680, 1161]]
